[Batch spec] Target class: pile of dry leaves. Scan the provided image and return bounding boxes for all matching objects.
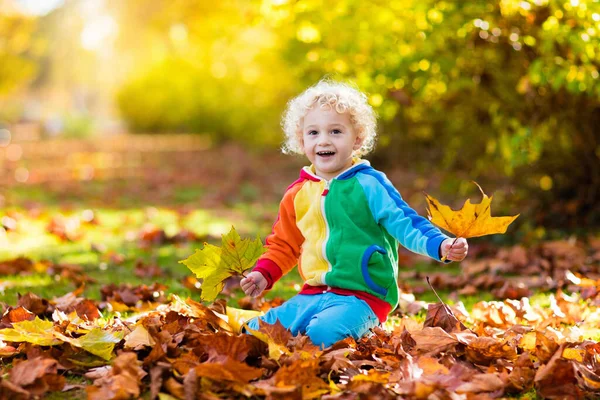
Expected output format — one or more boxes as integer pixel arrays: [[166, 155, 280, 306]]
[[0, 278, 599, 399]]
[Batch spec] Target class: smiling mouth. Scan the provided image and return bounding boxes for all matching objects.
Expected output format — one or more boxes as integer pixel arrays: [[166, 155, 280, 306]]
[[316, 151, 336, 157]]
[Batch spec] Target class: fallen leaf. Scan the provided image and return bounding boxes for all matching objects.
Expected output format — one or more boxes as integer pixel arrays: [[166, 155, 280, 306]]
[[410, 327, 459, 354], [534, 343, 582, 398], [0, 306, 35, 328], [54, 328, 124, 360], [506, 352, 535, 392], [193, 357, 263, 383], [455, 372, 506, 394], [124, 324, 156, 350], [270, 358, 329, 398], [9, 357, 65, 396], [0, 317, 61, 346], [423, 277, 468, 333], [86, 352, 146, 400], [0, 257, 35, 275], [245, 319, 292, 361], [17, 293, 51, 316]]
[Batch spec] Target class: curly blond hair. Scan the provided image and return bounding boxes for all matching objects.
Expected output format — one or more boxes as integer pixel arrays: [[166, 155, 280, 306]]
[[281, 79, 378, 157]]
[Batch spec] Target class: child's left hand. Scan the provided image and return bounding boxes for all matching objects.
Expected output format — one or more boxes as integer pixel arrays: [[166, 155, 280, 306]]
[[441, 237, 468, 261]]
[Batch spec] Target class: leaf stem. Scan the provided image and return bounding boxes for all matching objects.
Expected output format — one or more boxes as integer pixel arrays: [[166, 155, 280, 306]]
[[441, 237, 458, 262], [426, 276, 445, 304]]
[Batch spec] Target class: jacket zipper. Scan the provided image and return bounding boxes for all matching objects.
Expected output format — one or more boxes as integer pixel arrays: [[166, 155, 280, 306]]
[[321, 180, 332, 292]]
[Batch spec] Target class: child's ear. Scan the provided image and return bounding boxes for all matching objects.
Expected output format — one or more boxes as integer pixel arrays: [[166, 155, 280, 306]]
[[353, 134, 364, 150]]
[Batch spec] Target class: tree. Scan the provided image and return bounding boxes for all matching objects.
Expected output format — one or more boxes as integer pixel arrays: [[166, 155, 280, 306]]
[[258, 0, 600, 230]]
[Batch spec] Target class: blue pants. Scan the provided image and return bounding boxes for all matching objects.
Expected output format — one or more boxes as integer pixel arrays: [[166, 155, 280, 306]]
[[246, 292, 379, 348]]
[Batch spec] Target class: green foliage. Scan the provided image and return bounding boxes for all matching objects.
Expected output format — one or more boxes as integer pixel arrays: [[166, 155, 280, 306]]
[[111, 0, 600, 229], [258, 0, 600, 229], [113, 1, 297, 148], [116, 57, 283, 148], [0, 14, 41, 122]]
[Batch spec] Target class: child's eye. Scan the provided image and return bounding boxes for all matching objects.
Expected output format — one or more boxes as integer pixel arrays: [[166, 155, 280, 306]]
[[308, 130, 318, 135], [332, 129, 342, 134]]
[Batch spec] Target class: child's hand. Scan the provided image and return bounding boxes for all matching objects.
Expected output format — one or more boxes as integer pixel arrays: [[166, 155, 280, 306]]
[[240, 271, 268, 297], [441, 237, 468, 262]]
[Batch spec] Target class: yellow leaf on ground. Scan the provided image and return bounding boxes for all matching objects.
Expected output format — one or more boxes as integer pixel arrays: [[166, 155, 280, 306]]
[[245, 320, 291, 361], [0, 317, 61, 346], [124, 324, 156, 349], [54, 328, 124, 360], [425, 182, 519, 238]]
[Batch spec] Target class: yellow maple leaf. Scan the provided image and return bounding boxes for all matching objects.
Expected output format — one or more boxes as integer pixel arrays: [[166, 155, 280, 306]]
[[0, 317, 61, 346], [179, 226, 266, 302], [425, 182, 519, 238], [54, 328, 124, 360], [244, 319, 292, 361]]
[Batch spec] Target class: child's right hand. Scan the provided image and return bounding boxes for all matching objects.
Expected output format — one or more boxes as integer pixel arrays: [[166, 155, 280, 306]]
[[240, 271, 268, 297]]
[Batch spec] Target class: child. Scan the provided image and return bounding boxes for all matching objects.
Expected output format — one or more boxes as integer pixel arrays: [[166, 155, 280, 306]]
[[241, 80, 468, 348]]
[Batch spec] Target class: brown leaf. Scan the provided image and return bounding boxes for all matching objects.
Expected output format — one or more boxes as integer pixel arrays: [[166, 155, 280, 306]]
[[465, 337, 518, 365], [573, 361, 600, 392], [257, 318, 293, 346], [0, 377, 30, 399], [170, 352, 201, 376], [193, 331, 261, 363], [17, 293, 51, 316], [455, 372, 507, 394], [0, 306, 35, 328], [124, 325, 156, 350], [423, 277, 468, 333], [0, 257, 34, 275], [149, 362, 171, 400], [506, 353, 536, 393], [52, 286, 85, 311], [87, 352, 147, 400], [194, 357, 263, 383], [271, 358, 329, 397], [423, 303, 468, 333], [9, 357, 65, 396], [410, 327, 460, 354], [320, 348, 356, 373], [534, 343, 582, 399], [138, 226, 167, 246], [47, 215, 83, 242], [164, 377, 185, 399], [75, 299, 101, 321], [491, 281, 532, 300], [134, 260, 164, 278]]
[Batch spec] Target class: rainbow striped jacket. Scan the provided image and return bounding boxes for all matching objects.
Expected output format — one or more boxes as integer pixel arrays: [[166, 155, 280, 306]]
[[254, 159, 449, 313]]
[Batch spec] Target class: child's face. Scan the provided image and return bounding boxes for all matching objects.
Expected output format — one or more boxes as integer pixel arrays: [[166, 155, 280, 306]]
[[301, 106, 363, 180]]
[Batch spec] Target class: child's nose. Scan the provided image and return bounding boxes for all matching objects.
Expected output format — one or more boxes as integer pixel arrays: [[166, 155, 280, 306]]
[[317, 134, 331, 144]]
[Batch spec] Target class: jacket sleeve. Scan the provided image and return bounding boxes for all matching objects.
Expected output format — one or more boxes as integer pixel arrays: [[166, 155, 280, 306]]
[[253, 182, 305, 289], [356, 171, 450, 262]]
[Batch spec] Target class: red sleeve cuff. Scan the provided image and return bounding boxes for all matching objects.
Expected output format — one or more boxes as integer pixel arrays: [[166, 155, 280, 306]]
[[253, 258, 283, 290]]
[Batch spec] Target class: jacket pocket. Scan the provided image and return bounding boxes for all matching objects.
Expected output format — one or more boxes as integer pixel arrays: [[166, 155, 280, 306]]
[[360, 245, 389, 296]]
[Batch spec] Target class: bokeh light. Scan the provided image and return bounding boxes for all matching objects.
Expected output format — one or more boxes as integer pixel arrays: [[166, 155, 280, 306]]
[[5, 144, 23, 161], [0, 129, 11, 147], [14, 167, 29, 183]]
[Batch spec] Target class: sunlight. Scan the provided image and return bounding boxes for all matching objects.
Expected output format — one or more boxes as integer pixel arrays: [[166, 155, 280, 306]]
[[14, 0, 64, 15], [80, 14, 118, 51]]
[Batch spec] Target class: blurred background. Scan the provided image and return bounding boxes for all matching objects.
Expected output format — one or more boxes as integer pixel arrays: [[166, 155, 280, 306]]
[[0, 0, 599, 241]]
